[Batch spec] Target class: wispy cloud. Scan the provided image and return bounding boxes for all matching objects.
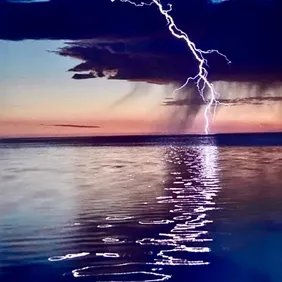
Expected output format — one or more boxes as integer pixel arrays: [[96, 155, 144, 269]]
[[218, 97, 282, 106], [43, 124, 101, 129], [162, 96, 282, 107]]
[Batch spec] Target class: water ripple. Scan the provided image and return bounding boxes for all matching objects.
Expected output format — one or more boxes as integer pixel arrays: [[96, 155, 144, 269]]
[[97, 224, 113, 228], [96, 252, 120, 258], [106, 216, 134, 221], [48, 252, 89, 261], [71, 263, 171, 281], [135, 146, 221, 268], [138, 220, 174, 225], [102, 237, 125, 244]]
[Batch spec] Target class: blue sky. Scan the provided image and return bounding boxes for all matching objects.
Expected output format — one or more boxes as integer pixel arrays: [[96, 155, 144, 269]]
[[0, 40, 134, 119], [0, 40, 71, 82], [0, 40, 168, 136]]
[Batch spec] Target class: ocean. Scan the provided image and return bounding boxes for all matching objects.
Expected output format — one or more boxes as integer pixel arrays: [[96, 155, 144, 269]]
[[0, 136, 282, 281]]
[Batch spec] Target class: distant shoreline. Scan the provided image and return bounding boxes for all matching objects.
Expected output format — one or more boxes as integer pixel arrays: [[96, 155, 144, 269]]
[[0, 132, 282, 147]]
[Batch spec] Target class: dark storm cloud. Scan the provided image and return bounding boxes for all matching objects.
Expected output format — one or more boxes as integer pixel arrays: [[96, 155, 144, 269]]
[[1, 0, 281, 83], [72, 73, 97, 80], [0, 0, 166, 40], [6, 0, 49, 2], [44, 124, 101, 129], [58, 41, 197, 84]]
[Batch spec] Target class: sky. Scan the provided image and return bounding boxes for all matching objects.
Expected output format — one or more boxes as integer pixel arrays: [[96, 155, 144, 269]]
[[0, 0, 282, 137]]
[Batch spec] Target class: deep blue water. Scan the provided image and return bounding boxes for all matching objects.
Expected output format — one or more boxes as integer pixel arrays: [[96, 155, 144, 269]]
[[0, 142, 282, 281]]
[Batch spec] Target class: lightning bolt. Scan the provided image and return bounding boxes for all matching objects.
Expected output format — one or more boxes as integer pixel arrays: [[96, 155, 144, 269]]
[[111, 0, 231, 134]]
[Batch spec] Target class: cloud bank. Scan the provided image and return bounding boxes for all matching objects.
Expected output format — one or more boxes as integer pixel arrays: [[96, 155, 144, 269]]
[[1, 0, 281, 82]]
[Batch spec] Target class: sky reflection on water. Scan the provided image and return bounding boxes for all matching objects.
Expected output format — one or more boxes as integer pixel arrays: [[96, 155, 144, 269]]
[[0, 142, 282, 281]]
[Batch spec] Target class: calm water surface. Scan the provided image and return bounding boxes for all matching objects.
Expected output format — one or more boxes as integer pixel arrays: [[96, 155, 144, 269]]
[[0, 142, 282, 281]]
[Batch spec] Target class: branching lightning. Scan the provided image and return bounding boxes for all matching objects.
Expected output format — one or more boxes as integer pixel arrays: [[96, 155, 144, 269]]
[[111, 0, 231, 134]]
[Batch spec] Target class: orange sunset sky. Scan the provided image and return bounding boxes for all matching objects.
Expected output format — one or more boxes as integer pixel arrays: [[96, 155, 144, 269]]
[[1, 40, 282, 137]]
